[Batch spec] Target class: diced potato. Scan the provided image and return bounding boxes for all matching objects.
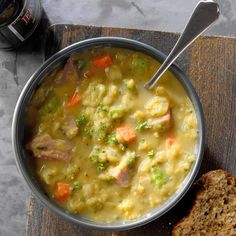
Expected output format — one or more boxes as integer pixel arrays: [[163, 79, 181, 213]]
[[68, 198, 86, 213], [131, 110, 146, 120], [102, 84, 118, 105], [165, 163, 175, 176], [103, 96, 113, 106], [138, 158, 152, 174], [109, 105, 125, 119], [153, 151, 167, 163], [176, 152, 194, 172], [121, 93, 134, 110], [96, 84, 106, 97], [98, 171, 113, 181], [52, 121, 60, 132], [110, 85, 118, 97], [82, 82, 107, 107], [149, 196, 161, 207], [155, 86, 169, 97], [65, 164, 79, 180], [154, 132, 159, 138], [134, 184, 145, 194], [39, 166, 58, 185], [105, 147, 120, 163], [82, 184, 94, 198], [138, 175, 151, 186], [182, 112, 197, 130], [176, 161, 191, 171], [186, 153, 195, 163], [126, 79, 135, 89], [166, 143, 180, 159], [86, 197, 104, 211], [123, 78, 137, 91], [118, 199, 134, 212], [105, 65, 122, 80], [84, 107, 96, 119], [89, 145, 106, 162], [89, 145, 119, 164], [145, 96, 169, 117], [138, 140, 151, 151]]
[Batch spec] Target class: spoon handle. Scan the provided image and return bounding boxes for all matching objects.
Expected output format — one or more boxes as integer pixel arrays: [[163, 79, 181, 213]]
[[144, 0, 220, 89]]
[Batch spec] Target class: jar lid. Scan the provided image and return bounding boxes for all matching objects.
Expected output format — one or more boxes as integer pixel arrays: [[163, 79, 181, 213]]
[[0, 0, 18, 26]]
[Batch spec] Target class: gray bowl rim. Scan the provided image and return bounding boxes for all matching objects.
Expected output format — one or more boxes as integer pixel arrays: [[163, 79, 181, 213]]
[[12, 37, 205, 231]]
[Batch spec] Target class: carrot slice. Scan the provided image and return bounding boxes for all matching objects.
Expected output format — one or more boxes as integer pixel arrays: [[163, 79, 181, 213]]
[[166, 137, 175, 148], [92, 55, 112, 69], [67, 90, 80, 108], [116, 125, 137, 144], [55, 182, 70, 202]]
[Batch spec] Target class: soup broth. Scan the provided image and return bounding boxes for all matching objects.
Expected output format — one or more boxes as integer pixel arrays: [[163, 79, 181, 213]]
[[26, 47, 198, 222]]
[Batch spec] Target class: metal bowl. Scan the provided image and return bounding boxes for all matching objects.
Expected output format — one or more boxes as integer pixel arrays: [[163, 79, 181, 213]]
[[12, 37, 205, 231]]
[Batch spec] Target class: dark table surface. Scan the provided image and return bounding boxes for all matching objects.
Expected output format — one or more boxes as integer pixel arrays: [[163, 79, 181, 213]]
[[27, 24, 236, 236], [0, 0, 236, 235]]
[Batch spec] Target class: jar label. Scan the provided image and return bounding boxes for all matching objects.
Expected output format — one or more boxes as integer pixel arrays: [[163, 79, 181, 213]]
[[8, 0, 41, 42]]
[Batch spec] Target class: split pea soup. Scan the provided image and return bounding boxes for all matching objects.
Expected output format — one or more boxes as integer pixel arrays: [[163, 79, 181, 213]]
[[25, 47, 198, 222]]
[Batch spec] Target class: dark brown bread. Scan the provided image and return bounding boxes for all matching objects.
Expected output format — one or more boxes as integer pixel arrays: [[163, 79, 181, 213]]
[[172, 169, 236, 236]]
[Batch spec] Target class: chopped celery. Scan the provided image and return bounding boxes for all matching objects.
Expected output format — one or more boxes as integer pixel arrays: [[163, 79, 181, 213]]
[[135, 121, 150, 131], [109, 105, 125, 119], [132, 57, 148, 75], [152, 166, 169, 188], [39, 95, 60, 116]]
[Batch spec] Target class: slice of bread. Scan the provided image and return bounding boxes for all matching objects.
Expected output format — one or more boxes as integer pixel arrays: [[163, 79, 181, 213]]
[[172, 169, 236, 236]]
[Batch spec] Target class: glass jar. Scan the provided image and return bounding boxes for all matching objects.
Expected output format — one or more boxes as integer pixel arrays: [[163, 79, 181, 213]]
[[0, 0, 42, 50]]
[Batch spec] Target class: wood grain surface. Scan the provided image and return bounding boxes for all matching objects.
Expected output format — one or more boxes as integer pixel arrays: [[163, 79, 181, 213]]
[[26, 24, 236, 236]]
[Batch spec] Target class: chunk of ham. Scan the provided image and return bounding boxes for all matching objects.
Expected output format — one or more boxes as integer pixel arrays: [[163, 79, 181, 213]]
[[27, 134, 73, 161], [98, 155, 131, 187], [110, 152, 134, 187], [61, 116, 78, 139], [112, 166, 130, 187], [98, 150, 136, 187], [148, 109, 171, 130], [55, 58, 79, 84]]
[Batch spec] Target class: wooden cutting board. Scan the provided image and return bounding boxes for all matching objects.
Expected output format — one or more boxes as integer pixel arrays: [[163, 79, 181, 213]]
[[26, 24, 236, 236]]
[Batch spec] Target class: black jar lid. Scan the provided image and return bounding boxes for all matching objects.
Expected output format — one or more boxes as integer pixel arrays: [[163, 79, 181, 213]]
[[0, 0, 21, 27]]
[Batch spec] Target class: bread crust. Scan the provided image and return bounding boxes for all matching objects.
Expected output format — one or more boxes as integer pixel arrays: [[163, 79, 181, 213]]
[[172, 169, 236, 236]]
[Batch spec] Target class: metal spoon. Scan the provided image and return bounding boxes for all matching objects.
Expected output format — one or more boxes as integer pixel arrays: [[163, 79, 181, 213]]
[[144, 0, 220, 89]]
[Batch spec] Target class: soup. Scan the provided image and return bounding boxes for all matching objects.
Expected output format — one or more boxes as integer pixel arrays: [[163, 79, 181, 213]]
[[25, 47, 198, 222]]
